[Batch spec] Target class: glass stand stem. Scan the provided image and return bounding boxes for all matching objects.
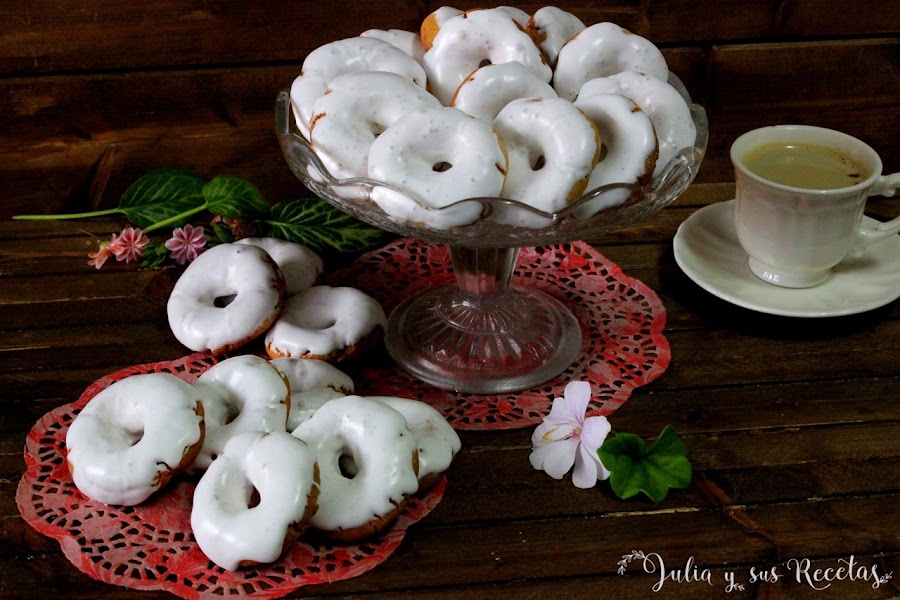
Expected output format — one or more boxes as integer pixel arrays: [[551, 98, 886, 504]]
[[384, 245, 583, 394]]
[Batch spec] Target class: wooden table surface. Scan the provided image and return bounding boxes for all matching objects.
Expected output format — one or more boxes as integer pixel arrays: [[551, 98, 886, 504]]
[[2, 182, 898, 599]]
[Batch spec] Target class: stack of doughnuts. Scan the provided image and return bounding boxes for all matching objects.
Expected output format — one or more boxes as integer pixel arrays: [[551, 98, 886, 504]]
[[290, 5, 697, 229], [166, 238, 387, 363], [65, 355, 461, 571]]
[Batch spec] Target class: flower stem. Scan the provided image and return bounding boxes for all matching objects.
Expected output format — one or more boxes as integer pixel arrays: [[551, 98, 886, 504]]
[[141, 204, 209, 234], [13, 208, 123, 221]]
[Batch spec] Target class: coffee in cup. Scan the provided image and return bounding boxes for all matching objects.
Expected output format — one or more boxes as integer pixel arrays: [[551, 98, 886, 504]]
[[730, 125, 900, 288]]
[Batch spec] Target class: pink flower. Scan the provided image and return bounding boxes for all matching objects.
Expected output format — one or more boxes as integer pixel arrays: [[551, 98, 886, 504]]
[[108, 227, 149, 263], [529, 381, 611, 489], [87, 234, 116, 269], [165, 224, 208, 265]]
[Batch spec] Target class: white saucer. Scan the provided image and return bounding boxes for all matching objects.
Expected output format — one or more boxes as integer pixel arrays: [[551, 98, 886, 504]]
[[673, 200, 900, 318]]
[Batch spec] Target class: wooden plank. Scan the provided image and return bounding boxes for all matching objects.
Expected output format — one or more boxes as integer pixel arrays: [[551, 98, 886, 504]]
[[3, 0, 897, 78], [0, 270, 173, 330], [2, 493, 898, 593], [710, 39, 899, 110], [0, 0, 423, 75], [0, 322, 191, 371], [0, 551, 897, 599]]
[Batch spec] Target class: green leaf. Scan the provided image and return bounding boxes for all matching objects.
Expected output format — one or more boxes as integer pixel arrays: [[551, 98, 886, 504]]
[[598, 425, 692, 502], [119, 169, 207, 228], [209, 220, 236, 244], [262, 197, 386, 254], [139, 243, 170, 268], [203, 176, 271, 220]]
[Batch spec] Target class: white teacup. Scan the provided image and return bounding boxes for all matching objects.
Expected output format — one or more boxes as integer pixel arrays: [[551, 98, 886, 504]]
[[730, 125, 900, 288]]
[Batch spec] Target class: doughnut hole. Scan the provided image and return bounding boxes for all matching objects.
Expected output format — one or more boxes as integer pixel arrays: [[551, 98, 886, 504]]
[[432, 161, 453, 172], [337, 448, 359, 479], [530, 154, 546, 171], [213, 293, 237, 308], [248, 487, 262, 509]]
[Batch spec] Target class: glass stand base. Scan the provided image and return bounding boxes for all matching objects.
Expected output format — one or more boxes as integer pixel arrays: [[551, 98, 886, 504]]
[[384, 284, 582, 394]]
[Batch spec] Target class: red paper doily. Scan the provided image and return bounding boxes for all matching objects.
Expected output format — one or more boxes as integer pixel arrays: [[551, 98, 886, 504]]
[[17, 352, 446, 600], [330, 239, 671, 429]]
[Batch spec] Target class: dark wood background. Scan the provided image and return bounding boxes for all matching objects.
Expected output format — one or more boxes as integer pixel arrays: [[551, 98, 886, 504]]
[[2, 3, 899, 599], [1, 0, 897, 218]]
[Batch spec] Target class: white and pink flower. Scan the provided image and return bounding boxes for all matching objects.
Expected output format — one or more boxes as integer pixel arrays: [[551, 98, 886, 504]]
[[529, 381, 611, 489]]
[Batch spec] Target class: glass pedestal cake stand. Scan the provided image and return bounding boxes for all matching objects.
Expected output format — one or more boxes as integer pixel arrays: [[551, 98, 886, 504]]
[[276, 82, 708, 394]]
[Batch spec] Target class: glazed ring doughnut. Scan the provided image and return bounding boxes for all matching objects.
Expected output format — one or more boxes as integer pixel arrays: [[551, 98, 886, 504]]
[[265, 285, 387, 363], [360, 28, 426, 64], [191, 355, 290, 472], [420, 6, 462, 51], [191, 431, 319, 571], [451, 61, 557, 122], [308, 71, 440, 179], [497, 5, 531, 27], [492, 97, 600, 227], [292, 395, 420, 542], [371, 396, 461, 492], [269, 357, 355, 431], [573, 93, 659, 217], [554, 22, 669, 101], [167, 242, 285, 355], [65, 373, 205, 506], [578, 71, 697, 177], [368, 106, 508, 230], [423, 8, 552, 105], [235, 237, 323, 296], [290, 36, 427, 139], [527, 6, 586, 67]]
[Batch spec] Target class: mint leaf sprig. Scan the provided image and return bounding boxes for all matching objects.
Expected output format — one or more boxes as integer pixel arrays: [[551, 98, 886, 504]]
[[13, 169, 388, 265], [14, 170, 270, 234], [598, 425, 693, 502]]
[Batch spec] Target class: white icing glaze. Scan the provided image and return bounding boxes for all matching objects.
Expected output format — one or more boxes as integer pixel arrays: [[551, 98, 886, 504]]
[[451, 61, 558, 122], [528, 6, 586, 67], [265, 285, 387, 361], [368, 106, 507, 229], [166, 243, 284, 354], [554, 22, 669, 101], [574, 93, 658, 216], [269, 357, 354, 430], [285, 387, 346, 431], [369, 396, 461, 485], [578, 71, 696, 176], [497, 5, 531, 27], [290, 36, 427, 138], [420, 6, 463, 51], [423, 8, 552, 105], [234, 237, 323, 295], [492, 97, 599, 227], [308, 71, 440, 179], [360, 28, 425, 64], [190, 431, 318, 570], [190, 355, 290, 472], [291, 396, 419, 534], [65, 373, 203, 506]]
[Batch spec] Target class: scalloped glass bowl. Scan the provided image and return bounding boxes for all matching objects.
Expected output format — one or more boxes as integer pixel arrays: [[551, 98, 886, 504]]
[[276, 80, 708, 394]]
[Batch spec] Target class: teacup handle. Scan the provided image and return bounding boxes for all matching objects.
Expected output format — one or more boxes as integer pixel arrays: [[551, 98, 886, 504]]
[[854, 172, 900, 252]]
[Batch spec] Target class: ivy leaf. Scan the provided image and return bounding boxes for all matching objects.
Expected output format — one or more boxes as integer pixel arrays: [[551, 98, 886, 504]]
[[598, 425, 692, 502], [203, 176, 271, 220], [262, 197, 387, 254], [119, 169, 207, 228]]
